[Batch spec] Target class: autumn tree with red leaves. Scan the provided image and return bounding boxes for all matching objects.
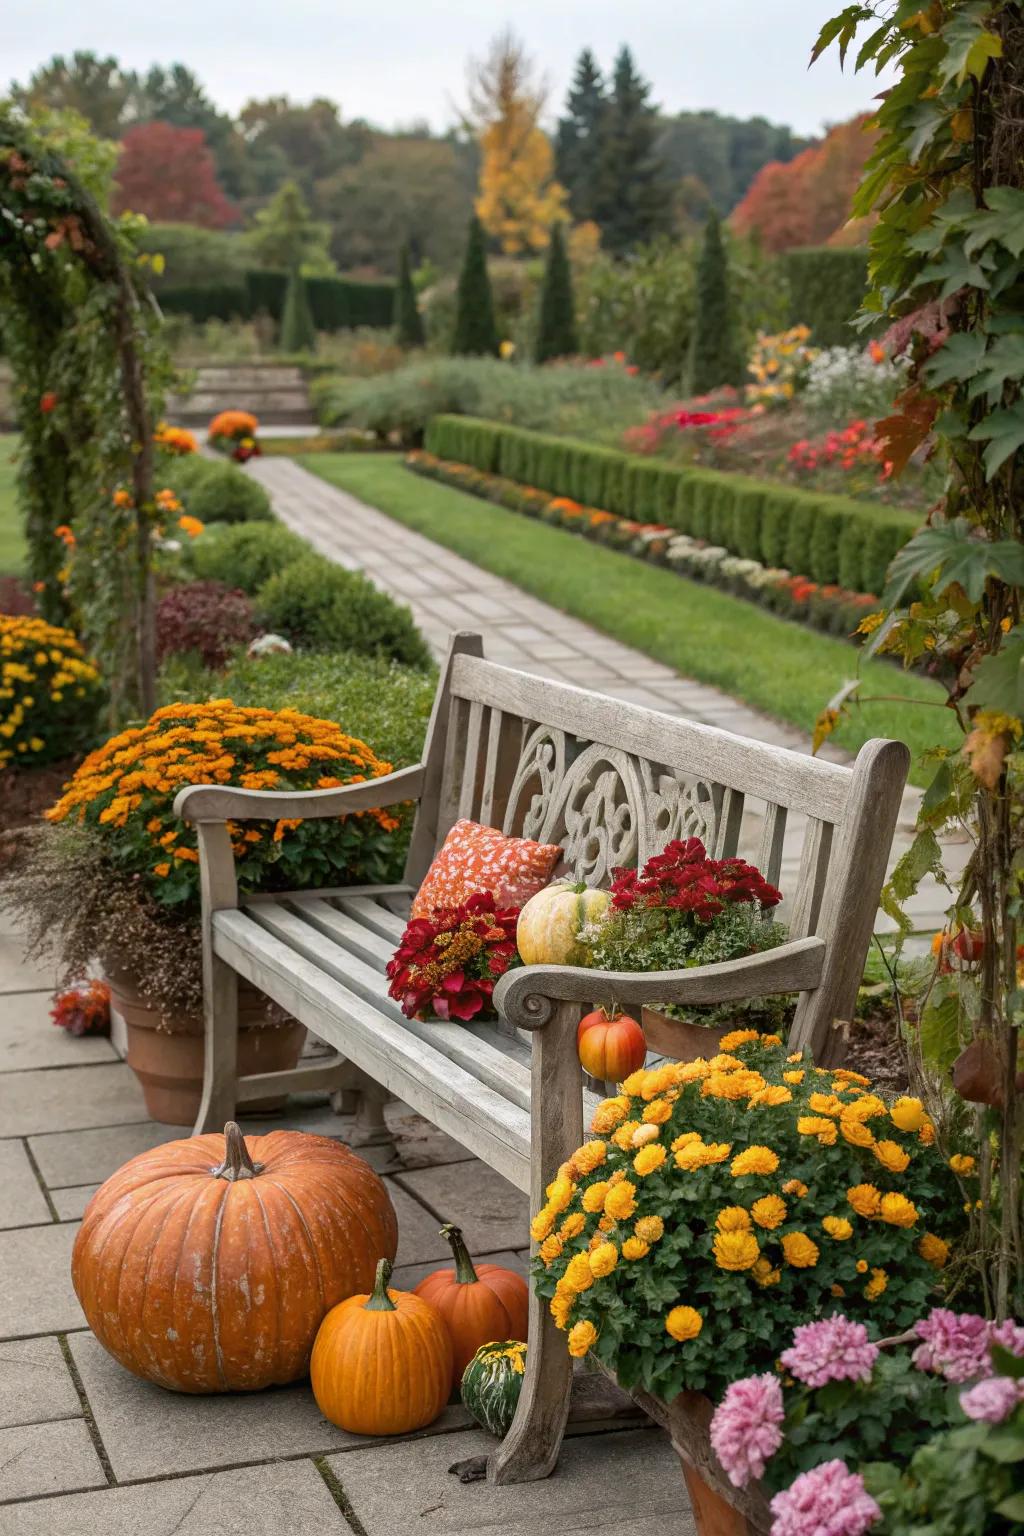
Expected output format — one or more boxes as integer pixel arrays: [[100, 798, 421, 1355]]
[[112, 122, 238, 228], [731, 114, 876, 253]]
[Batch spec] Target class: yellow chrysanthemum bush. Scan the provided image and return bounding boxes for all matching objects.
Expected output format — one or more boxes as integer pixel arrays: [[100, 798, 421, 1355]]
[[45, 699, 400, 911], [532, 1033, 965, 1402], [0, 615, 104, 769]]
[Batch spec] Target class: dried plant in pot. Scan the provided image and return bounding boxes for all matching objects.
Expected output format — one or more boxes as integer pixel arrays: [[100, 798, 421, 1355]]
[[2, 698, 402, 1124]]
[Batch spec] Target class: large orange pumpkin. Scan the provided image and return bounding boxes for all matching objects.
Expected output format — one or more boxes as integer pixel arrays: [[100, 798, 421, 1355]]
[[311, 1258, 452, 1434], [413, 1224, 528, 1389], [71, 1121, 397, 1393]]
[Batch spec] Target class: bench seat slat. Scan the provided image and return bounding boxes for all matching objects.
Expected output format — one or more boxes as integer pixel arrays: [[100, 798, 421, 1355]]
[[287, 897, 396, 969], [230, 903, 535, 1116], [335, 895, 409, 943], [213, 909, 532, 1190]]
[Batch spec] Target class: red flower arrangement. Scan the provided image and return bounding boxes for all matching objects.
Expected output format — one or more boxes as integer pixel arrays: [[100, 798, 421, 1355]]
[[788, 419, 894, 481], [387, 892, 521, 1021], [51, 978, 111, 1036], [609, 837, 782, 921]]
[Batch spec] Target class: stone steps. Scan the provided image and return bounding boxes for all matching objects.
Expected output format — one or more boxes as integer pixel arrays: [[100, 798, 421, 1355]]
[[167, 363, 317, 432]]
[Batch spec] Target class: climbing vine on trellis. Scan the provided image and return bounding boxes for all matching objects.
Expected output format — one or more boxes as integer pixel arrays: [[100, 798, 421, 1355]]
[[0, 110, 171, 716], [814, 0, 1024, 1316]]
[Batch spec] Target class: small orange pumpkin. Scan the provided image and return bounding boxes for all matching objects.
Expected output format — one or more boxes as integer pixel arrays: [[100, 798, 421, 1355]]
[[72, 1121, 397, 1393], [413, 1225, 529, 1388], [311, 1258, 452, 1435], [577, 1006, 647, 1081]]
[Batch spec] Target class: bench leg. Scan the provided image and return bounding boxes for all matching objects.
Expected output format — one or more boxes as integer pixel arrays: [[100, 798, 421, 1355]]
[[332, 1063, 396, 1151], [193, 953, 239, 1135], [489, 1000, 582, 1485]]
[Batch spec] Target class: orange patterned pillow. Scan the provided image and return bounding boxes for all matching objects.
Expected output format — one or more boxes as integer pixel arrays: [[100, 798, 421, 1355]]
[[411, 819, 562, 919]]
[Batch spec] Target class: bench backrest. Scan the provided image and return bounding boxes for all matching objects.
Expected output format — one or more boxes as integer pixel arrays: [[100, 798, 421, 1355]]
[[404, 634, 909, 1061]]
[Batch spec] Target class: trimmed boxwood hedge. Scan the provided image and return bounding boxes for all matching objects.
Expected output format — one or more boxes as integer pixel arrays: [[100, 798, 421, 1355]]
[[158, 270, 396, 332], [424, 413, 918, 595]]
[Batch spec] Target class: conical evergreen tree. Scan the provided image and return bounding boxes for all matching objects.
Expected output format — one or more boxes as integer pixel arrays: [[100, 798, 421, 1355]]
[[279, 266, 316, 353], [394, 244, 425, 348], [451, 216, 499, 356], [686, 211, 744, 394], [593, 47, 672, 255], [534, 223, 578, 362], [555, 49, 607, 223]]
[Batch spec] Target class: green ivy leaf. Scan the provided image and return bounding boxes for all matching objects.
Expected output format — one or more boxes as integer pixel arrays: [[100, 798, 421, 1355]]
[[968, 334, 1024, 403], [918, 992, 962, 1073], [967, 632, 1024, 717], [939, 6, 1004, 86], [917, 243, 995, 300], [968, 403, 1024, 478], [965, 188, 1024, 259], [980, 1427, 1024, 1463], [810, 5, 874, 67], [884, 519, 1024, 605], [995, 1491, 1024, 1519], [923, 330, 989, 388]]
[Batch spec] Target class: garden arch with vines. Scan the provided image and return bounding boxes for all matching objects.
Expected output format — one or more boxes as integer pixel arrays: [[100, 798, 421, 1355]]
[[0, 110, 166, 716]]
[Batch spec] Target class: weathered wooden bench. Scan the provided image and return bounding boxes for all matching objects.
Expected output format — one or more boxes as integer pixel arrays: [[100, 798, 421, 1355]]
[[175, 630, 909, 1489]]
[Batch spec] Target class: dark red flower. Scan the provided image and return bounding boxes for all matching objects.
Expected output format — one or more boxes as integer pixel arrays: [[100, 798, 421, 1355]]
[[609, 838, 781, 923], [40, 392, 58, 414], [386, 891, 521, 1022]]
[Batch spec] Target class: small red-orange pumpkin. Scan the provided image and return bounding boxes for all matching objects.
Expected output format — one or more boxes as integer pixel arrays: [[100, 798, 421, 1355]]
[[577, 1006, 647, 1081], [311, 1258, 452, 1434], [414, 1224, 529, 1388], [71, 1121, 397, 1393]]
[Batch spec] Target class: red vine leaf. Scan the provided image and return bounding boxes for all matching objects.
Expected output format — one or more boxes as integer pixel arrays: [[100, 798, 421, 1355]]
[[875, 391, 940, 475]]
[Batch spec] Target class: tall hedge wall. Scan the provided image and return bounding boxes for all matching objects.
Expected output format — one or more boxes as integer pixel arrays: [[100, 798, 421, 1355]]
[[157, 270, 396, 331], [783, 247, 871, 348], [424, 414, 918, 596]]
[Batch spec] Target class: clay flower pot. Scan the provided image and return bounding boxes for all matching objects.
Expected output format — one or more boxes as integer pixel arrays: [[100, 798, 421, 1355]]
[[110, 975, 305, 1125], [641, 1006, 733, 1063]]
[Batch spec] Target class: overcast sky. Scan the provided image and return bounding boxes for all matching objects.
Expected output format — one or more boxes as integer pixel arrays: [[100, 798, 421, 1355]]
[[8, 1, 893, 137]]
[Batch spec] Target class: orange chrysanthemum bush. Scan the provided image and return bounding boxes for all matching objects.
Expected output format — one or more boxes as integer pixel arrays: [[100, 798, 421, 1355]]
[[532, 1033, 965, 1403], [45, 699, 399, 911], [0, 615, 104, 769], [207, 410, 260, 463]]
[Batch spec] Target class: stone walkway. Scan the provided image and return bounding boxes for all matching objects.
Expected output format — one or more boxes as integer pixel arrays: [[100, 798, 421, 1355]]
[[0, 900, 695, 1534], [252, 456, 961, 936]]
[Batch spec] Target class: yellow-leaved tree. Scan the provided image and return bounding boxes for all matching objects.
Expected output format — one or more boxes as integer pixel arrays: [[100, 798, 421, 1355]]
[[467, 30, 567, 255]]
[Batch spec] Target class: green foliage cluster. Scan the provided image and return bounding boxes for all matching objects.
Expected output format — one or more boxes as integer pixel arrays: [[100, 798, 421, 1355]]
[[187, 520, 307, 591], [157, 270, 395, 331], [687, 210, 744, 393], [426, 413, 917, 593], [313, 356, 664, 448], [782, 247, 871, 347], [655, 110, 810, 217], [256, 553, 431, 668], [451, 217, 499, 357], [534, 224, 578, 363], [182, 516, 430, 668], [164, 455, 273, 524]]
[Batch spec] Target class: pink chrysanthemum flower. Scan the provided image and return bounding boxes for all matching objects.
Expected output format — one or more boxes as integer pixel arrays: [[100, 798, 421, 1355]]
[[960, 1376, 1023, 1424], [913, 1308, 995, 1383], [769, 1459, 881, 1536], [709, 1373, 784, 1488], [779, 1316, 879, 1389], [990, 1318, 1024, 1361]]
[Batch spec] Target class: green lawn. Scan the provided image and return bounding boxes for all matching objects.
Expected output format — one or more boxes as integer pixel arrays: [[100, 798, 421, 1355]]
[[304, 453, 959, 788], [0, 435, 25, 576]]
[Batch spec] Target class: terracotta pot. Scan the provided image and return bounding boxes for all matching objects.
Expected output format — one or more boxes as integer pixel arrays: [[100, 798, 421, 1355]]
[[112, 978, 305, 1126], [641, 1006, 733, 1063]]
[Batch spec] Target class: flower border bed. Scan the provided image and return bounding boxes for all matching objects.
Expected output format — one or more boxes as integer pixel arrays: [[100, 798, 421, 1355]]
[[406, 450, 880, 643]]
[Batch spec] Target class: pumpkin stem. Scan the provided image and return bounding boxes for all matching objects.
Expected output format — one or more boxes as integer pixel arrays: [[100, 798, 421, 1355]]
[[364, 1257, 398, 1312], [441, 1223, 479, 1284], [211, 1122, 264, 1181]]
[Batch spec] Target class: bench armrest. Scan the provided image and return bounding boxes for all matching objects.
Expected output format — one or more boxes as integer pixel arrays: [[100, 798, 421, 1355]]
[[493, 937, 826, 1031], [174, 763, 426, 825]]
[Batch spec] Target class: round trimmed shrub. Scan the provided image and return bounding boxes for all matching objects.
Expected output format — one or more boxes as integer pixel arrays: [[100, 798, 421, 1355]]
[[256, 554, 432, 670], [167, 457, 273, 524], [189, 522, 309, 595]]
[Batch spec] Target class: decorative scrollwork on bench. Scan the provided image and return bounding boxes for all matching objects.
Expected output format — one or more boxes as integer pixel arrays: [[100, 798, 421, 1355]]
[[502, 725, 723, 886]]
